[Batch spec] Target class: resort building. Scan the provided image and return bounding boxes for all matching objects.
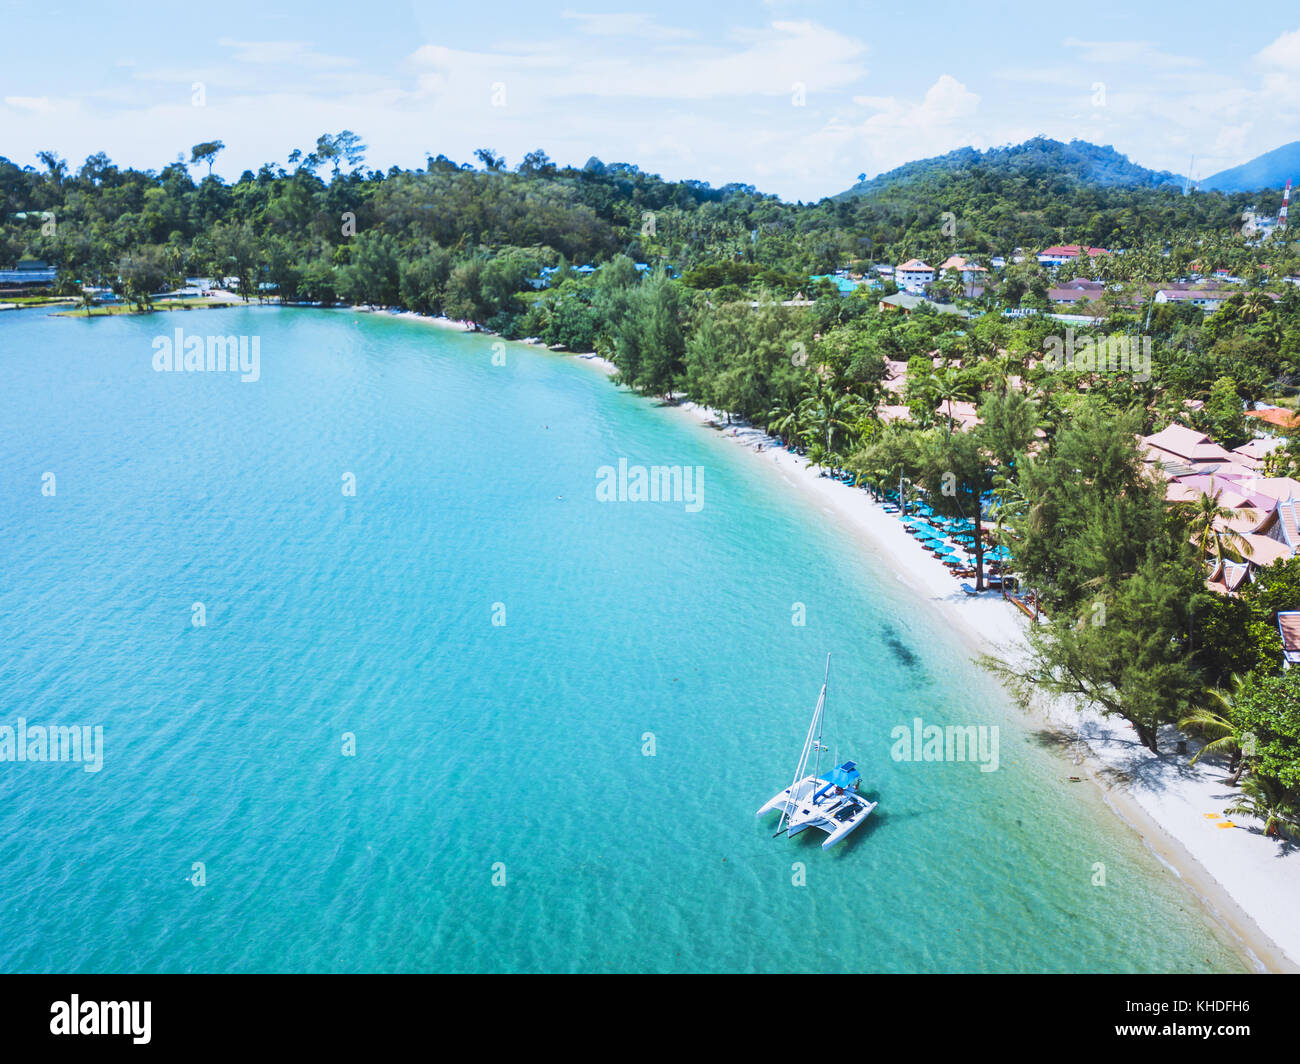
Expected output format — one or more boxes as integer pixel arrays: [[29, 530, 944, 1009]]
[[937, 255, 987, 296], [882, 359, 909, 395], [0, 258, 57, 289], [1152, 285, 1230, 312], [1036, 245, 1109, 267], [877, 403, 914, 425], [878, 292, 969, 317], [894, 259, 935, 293], [1231, 436, 1285, 471], [1141, 423, 1239, 474], [1047, 278, 1106, 306], [1245, 406, 1300, 432], [1278, 612, 1300, 667]]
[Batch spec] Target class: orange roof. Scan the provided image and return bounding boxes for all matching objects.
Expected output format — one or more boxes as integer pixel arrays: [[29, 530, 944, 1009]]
[[1245, 408, 1300, 430], [938, 255, 987, 273]]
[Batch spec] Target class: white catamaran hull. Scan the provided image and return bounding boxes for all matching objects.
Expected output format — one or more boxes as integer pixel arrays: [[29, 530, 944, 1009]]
[[757, 774, 877, 849]]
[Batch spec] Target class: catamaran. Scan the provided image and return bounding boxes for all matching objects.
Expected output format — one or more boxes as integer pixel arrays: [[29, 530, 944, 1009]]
[[757, 654, 876, 849]]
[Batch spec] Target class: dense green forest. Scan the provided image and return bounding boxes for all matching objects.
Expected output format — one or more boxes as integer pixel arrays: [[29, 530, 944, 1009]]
[[4, 132, 1299, 835]]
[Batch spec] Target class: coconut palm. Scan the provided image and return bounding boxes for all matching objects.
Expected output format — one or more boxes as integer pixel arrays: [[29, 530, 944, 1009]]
[[931, 369, 972, 435], [1178, 486, 1253, 568], [766, 403, 801, 445], [1178, 672, 1255, 784], [1224, 773, 1299, 839], [798, 389, 863, 459], [1240, 291, 1272, 324]]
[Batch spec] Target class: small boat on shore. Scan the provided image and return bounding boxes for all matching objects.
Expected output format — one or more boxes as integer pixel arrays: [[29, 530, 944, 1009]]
[[757, 654, 877, 849]]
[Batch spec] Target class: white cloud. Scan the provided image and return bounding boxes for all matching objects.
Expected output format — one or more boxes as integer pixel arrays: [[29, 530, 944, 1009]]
[[5, 96, 56, 113], [1063, 38, 1199, 70], [1256, 28, 1300, 68], [409, 20, 866, 101], [215, 38, 357, 69], [559, 11, 695, 41]]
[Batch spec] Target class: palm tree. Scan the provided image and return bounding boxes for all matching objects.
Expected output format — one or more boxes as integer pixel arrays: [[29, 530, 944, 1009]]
[[990, 474, 1030, 598], [766, 403, 801, 446], [931, 369, 972, 435], [1224, 773, 1299, 839], [1178, 486, 1253, 569], [798, 389, 862, 460], [1240, 291, 1271, 324], [1178, 673, 1254, 784]]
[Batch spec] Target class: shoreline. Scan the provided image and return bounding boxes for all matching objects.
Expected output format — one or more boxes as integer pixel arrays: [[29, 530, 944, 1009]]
[[43, 298, 1289, 969], [563, 348, 1300, 973]]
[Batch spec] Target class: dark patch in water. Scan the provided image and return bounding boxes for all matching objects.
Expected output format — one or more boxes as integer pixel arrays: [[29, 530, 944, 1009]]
[[880, 625, 920, 668]]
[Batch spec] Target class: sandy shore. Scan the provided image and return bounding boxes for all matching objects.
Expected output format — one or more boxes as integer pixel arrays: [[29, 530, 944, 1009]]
[[562, 350, 1300, 972], [331, 317, 1298, 970]]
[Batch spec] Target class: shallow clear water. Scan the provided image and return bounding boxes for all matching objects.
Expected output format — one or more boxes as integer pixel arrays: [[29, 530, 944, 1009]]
[[0, 306, 1246, 972]]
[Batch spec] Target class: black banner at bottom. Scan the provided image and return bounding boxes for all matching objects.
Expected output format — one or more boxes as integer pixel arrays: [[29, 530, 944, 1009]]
[[0, 973, 1289, 1052]]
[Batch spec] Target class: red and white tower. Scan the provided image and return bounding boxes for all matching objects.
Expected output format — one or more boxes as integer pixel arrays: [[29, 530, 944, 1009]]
[[1281, 179, 1291, 230]]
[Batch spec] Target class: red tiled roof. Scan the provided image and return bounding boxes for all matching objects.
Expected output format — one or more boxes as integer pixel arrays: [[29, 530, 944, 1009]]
[[1245, 408, 1300, 430], [1040, 244, 1109, 257]]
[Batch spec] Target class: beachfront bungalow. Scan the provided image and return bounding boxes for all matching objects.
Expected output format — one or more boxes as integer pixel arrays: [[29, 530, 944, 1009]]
[[1245, 407, 1300, 433], [878, 292, 969, 318], [1153, 285, 1229, 312], [1207, 558, 1255, 595], [882, 359, 909, 396], [1279, 612, 1300, 667], [1250, 497, 1300, 555], [937, 255, 987, 296], [878, 403, 914, 425], [894, 259, 935, 293], [1141, 423, 1239, 474], [1047, 278, 1106, 306], [1036, 245, 1109, 267], [1231, 437, 1285, 471], [941, 400, 981, 433], [1163, 478, 1258, 510]]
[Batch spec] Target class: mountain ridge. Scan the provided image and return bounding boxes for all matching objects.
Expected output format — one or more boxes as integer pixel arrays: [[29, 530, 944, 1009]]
[[1200, 141, 1300, 193], [836, 137, 1185, 200]]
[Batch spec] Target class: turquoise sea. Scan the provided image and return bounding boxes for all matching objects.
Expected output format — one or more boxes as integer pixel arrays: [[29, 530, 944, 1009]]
[[0, 306, 1248, 972]]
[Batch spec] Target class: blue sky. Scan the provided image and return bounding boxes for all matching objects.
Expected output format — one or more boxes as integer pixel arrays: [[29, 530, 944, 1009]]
[[2, 1, 1299, 200]]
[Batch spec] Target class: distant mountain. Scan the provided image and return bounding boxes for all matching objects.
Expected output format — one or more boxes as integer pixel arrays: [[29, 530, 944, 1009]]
[[837, 137, 1184, 200], [1200, 142, 1300, 193]]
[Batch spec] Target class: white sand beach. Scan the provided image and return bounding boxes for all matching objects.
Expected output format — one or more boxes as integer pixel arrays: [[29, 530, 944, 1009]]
[[562, 349, 1300, 972]]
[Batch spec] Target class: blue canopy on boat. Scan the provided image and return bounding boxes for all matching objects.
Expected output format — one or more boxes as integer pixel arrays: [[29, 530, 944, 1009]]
[[828, 762, 860, 789]]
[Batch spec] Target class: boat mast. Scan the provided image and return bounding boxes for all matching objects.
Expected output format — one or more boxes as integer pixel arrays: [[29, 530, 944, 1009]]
[[813, 654, 829, 787], [774, 658, 826, 832]]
